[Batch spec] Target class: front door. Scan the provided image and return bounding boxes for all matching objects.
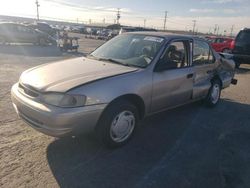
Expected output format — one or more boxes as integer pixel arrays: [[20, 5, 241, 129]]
[[151, 40, 194, 113]]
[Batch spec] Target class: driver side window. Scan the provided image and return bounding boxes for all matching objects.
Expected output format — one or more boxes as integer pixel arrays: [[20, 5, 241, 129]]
[[159, 41, 188, 70]]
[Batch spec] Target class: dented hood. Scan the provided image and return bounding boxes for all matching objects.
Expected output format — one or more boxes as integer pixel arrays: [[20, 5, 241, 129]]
[[20, 57, 138, 92]]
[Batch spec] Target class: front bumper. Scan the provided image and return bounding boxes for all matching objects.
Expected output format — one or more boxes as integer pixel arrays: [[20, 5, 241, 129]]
[[11, 83, 107, 137]]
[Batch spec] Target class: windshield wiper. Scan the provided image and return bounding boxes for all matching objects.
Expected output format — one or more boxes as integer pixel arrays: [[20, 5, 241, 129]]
[[88, 56, 143, 68], [86, 54, 98, 60], [98, 58, 130, 67]]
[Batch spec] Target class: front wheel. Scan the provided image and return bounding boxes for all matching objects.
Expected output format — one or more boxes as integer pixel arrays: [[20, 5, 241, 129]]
[[205, 80, 221, 107], [95, 100, 139, 148]]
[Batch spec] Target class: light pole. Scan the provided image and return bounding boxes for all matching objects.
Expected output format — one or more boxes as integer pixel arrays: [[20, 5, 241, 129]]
[[163, 11, 168, 31], [192, 20, 196, 35], [35, 0, 40, 21]]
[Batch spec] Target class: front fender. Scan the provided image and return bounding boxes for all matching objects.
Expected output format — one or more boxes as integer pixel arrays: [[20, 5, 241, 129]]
[[68, 69, 153, 114]]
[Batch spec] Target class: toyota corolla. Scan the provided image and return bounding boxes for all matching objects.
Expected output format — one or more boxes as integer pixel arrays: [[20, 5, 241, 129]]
[[11, 32, 236, 147]]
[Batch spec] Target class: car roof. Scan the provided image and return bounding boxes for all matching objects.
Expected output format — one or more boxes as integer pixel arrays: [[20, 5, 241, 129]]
[[124, 31, 207, 41], [206, 36, 232, 39], [241, 28, 250, 31]]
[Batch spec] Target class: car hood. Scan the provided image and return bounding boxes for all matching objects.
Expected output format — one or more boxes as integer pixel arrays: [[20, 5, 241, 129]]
[[20, 57, 138, 92]]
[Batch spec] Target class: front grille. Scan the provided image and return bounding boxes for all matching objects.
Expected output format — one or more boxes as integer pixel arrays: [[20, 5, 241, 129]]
[[18, 83, 39, 97]]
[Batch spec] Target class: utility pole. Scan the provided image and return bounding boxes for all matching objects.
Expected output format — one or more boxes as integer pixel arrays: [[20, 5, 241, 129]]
[[144, 19, 146, 28], [208, 27, 211, 34], [103, 18, 105, 24], [116, 8, 121, 24], [214, 24, 220, 35], [217, 26, 220, 36], [163, 11, 168, 31], [192, 20, 196, 34], [230, 25, 234, 37], [35, 0, 40, 21]]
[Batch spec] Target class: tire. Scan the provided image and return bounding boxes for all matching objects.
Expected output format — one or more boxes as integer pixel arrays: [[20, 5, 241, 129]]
[[95, 100, 139, 148], [205, 80, 221, 107]]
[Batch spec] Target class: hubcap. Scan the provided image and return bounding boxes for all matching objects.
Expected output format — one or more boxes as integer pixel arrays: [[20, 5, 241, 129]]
[[211, 84, 220, 104], [110, 111, 135, 143]]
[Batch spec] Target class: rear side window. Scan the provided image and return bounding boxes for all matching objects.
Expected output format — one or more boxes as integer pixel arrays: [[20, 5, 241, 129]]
[[193, 40, 214, 66], [236, 31, 250, 43]]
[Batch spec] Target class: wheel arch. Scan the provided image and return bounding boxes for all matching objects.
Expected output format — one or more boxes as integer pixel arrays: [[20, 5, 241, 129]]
[[211, 75, 223, 88], [103, 94, 146, 120]]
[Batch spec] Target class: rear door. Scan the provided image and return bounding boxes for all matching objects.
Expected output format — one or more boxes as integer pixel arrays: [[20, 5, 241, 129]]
[[192, 39, 216, 99], [151, 40, 194, 112]]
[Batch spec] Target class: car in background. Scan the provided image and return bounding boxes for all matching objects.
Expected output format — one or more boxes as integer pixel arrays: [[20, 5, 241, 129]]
[[206, 36, 234, 53], [29, 22, 56, 37], [97, 29, 112, 40], [0, 22, 55, 45], [232, 28, 250, 68], [119, 27, 157, 34], [11, 33, 236, 148], [74, 25, 85, 33]]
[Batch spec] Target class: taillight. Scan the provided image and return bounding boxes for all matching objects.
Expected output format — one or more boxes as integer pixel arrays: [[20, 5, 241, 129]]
[[230, 40, 235, 49]]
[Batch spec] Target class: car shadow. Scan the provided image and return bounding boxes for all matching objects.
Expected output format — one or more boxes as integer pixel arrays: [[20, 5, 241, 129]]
[[46, 99, 250, 188], [0, 44, 85, 57]]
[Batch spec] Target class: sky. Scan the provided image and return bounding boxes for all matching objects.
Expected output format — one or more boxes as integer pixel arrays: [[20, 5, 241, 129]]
[[0, 0, 250, 34]]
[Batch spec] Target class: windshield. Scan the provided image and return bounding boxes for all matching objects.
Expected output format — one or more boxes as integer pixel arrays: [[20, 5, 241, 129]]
[[90, 34, 165, 68]]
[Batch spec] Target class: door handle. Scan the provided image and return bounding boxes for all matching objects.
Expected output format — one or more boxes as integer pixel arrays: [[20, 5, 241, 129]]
[[187, 73, 193, 79]]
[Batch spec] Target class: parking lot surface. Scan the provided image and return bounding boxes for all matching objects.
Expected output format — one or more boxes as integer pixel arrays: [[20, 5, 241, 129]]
[[1, 35, 250, 188]]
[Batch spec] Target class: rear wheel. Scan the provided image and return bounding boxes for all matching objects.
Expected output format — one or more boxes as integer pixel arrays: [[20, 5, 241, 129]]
[[95, 100, 139, 148], [205, 80, 221, 107]]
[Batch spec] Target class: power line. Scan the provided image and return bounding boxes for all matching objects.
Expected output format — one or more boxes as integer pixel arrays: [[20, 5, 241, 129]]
[[35, 0, 40, 21]]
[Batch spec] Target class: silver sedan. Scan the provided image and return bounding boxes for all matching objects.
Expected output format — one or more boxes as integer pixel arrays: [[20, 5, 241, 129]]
[[11, 32, 236, 147]]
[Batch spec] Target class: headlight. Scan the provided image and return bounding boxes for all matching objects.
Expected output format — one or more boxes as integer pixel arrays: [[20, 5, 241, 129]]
[[42, 93, 86, 107]]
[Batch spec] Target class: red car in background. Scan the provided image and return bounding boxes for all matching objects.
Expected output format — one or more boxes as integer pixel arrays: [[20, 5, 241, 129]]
[[206, 36, 234, 53]]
